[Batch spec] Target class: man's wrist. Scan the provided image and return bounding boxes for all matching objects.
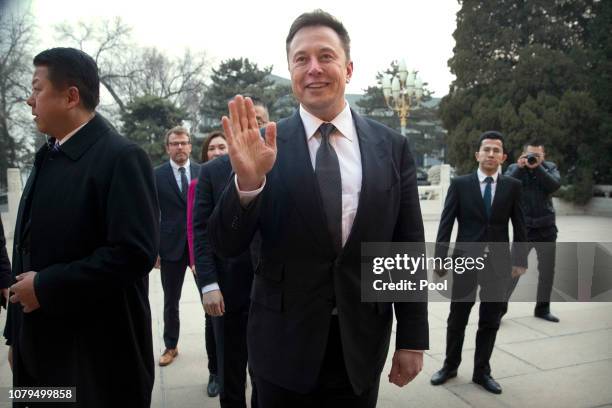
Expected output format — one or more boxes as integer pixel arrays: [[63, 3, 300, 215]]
[[236, 175, 265, 192]]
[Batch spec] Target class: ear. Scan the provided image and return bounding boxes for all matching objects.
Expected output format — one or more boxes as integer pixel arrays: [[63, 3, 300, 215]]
[[474, 151, 480, 162], [501, 153, 508, 164], [345, 60, 354, 83], [66, 86, 81, 109]]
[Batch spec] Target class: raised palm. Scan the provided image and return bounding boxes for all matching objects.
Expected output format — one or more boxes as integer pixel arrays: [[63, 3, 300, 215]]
[[221, 95, 277, 191]]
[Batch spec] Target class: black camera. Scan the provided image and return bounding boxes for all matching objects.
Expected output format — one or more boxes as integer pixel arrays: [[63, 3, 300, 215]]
[[526, 153, 539, 165]]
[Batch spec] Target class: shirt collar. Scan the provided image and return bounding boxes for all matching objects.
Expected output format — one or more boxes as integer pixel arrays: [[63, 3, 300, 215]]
[[299, 101, 354, 142], [477, 167, 500, 183], [170, 159, 191, 171], [56, 119, 91, 146]]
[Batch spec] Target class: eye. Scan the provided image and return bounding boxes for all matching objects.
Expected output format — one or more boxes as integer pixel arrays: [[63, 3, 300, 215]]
[[321, 54, 333, 61]]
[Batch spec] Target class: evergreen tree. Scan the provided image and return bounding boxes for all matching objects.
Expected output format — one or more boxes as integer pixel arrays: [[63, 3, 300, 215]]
[[121, 95, 187, 166], [440, 0, 607, 203]]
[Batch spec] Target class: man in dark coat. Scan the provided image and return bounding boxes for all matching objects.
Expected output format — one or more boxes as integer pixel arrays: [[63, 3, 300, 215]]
[[3, 47, 158, 407], [430, 131, 527, 395], [154, 126, 201, 366], [208, 10, 428, 407], [504, 141, 561, 322], [0, 218, 10, 316], [194, 153, 257, 408]]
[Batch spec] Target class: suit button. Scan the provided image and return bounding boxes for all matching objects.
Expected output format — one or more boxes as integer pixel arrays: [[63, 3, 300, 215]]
[[231, 215, 239, 230]]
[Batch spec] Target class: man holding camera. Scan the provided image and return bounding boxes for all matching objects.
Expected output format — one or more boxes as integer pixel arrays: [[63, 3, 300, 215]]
[[505, 141, 561, 322]]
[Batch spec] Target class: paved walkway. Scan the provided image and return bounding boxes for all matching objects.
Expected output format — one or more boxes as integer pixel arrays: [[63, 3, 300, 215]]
[[1, 216, 611, 407]]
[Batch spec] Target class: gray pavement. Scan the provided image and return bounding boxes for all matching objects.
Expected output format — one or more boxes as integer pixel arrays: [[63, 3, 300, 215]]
[[1, 215, 611, 407]]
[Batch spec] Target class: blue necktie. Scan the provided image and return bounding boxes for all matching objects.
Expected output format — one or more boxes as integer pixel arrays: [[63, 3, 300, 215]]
[[483, 176, 494, 218], [179, 167, 188, 199], [315, 123, 342, 253]]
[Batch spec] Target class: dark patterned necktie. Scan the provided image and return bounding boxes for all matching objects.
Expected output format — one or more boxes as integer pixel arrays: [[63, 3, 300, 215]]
[[315, 123, 342, 252], [179, 167, 189, 199], [483, 176, 494, 218]]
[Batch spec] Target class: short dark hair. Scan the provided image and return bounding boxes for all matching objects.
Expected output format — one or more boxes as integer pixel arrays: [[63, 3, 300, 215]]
[[201, 131, 226, 163], [165, 126, 190, 145], [523, 140, 545, 152], [477, 130, 505, 153], [33, 47, 100, 111], [286, 10, 351, 61]]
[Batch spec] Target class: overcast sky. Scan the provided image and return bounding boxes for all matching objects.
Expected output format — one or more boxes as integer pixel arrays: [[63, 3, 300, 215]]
[[27, 0, 460, 97]]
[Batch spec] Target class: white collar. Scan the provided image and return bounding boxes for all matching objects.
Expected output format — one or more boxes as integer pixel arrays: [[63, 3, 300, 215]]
[[170, 159, 191, 171], [57, 119, 90, 146], [299, 101, 354, 142], [477, 167, 500, 183]]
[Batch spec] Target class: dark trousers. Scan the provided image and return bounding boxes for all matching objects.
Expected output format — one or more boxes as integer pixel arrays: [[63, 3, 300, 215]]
[[206, 313, 218, 375], [507, 229, 557, 312], [254, 316, 380, 408], [445, 259, 508, 377], [212, 304, 257, 408]]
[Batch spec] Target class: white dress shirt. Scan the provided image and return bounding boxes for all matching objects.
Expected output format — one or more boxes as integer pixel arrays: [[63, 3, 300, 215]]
[[54, 119, 90, 146], [170, 159, 191, 192], [477, 167, 500, 200], [205, 102, 363, 296]]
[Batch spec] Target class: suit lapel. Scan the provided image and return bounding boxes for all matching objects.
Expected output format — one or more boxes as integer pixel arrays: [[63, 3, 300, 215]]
[[490, 174, 509, 217], [189, 162, 199, 181], [165, 162, 185, 203], [276, 111, 334, 253], [343, 111, 387, 250], [471, 172, 488, 218]]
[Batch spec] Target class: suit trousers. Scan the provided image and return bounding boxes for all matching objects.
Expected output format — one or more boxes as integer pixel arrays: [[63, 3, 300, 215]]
[[212, 304, 257, 408], [506, 229, 557, 312], [444, 258, 509, 377], [160, 245, 197, 349], [254, 316, 380, 408]]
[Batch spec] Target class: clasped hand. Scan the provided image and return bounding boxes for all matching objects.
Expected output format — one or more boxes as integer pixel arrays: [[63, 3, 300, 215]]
[[9, 271, 40, 313]]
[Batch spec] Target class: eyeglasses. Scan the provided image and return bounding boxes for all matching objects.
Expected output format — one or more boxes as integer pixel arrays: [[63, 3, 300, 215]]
[[168, 141, 191, 147]]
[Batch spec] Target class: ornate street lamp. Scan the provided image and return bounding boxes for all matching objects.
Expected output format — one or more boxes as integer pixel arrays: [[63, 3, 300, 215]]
[[382, 59, 424, 137]]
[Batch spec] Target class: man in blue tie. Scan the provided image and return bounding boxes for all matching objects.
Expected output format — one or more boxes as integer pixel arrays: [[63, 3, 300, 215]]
[[430, 131, 527, 394]]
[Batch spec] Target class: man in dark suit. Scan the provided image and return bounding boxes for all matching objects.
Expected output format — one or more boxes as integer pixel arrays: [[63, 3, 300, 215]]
[[194, 153, 257, 408], [4, 47, 158, 407], [208, 10, 428, 407], [430, 131, 527, 395], [1, 218, 10, 316], [504, 141, 561, 322], [154, 126, 201, 367]]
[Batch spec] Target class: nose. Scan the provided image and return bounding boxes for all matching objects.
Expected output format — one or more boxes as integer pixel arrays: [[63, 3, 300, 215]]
[[306, 56, 323, 75], [27, 94, 34, 107]]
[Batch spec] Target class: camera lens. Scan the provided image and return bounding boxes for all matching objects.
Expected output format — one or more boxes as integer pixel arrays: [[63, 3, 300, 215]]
[[527, 154, 538, 165]]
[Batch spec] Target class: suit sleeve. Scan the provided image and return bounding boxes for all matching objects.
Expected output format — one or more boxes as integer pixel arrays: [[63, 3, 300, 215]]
[[207, 173, 262, 259], [194, 164, 221, 289], [434, 178, 459, 259], [505, 163, 524, 180], [187, 179, 198, 267], [0, 218, 11, 289], [34, 145, 159, 315], [392, 137, 429, 351], [510, 182, 528, 267]]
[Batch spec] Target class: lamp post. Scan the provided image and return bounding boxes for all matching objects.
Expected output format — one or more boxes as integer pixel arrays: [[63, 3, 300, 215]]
[[382, 59, 424, 137]]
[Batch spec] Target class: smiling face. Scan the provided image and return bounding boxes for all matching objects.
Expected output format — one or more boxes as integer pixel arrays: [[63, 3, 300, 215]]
[[26, 66, 70, 137], [475, 138, 507, 175], [206, 136, 228, 161], [287, 25, 353, 121]]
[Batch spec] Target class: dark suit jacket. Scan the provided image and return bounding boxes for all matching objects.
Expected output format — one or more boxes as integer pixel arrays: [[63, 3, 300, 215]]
[[3, 114, 159, 407], [155, 160, 200, 262], [193, 155, 254, 310], [208, 110, 429, 394], [0, 217, 10, 290], [435, 172, 527, 267]]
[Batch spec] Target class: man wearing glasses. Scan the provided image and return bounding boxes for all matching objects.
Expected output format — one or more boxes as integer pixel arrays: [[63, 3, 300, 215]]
[[154, 126, 201, 366]]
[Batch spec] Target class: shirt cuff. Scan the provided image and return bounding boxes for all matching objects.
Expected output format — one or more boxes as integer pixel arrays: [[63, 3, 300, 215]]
[[202, 282, 220, 294], [235, 175, 266, 207], [400, 349, 424, 353]]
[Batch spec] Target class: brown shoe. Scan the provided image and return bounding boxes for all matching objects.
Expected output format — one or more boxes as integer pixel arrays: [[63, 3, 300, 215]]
[[159, 348, 178, 366]]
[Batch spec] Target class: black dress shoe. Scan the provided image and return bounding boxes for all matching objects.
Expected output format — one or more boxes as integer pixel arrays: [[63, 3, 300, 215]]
[[207, 374, 219, 397], [473, 374, 502, 394], [431, 366, 458, 385], [535, 311, 560, 322]]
